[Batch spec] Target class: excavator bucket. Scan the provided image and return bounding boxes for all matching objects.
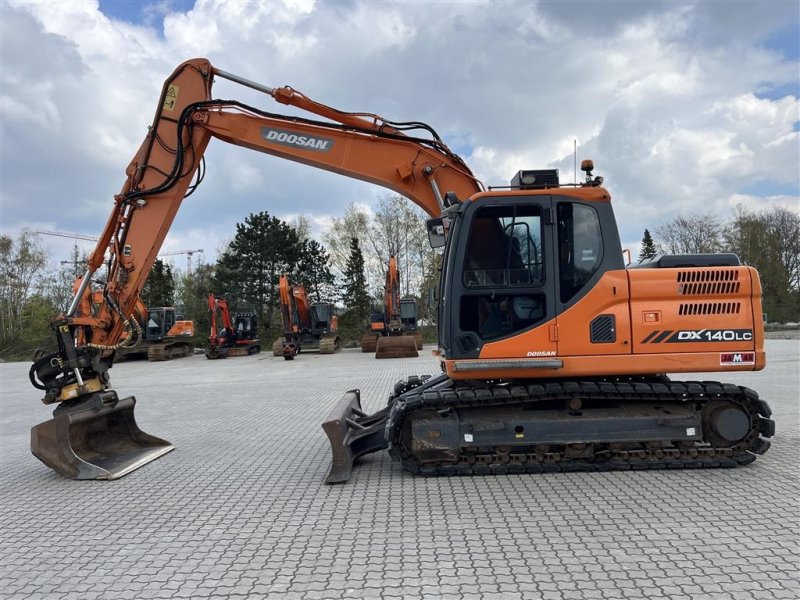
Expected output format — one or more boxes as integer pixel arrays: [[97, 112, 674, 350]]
[[30, 391, 174, 480], [375, 335, 419, 359], [322, 389, 388, 484]]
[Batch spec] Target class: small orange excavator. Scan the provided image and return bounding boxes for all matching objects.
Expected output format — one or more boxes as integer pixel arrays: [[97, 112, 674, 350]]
[[115, 301, 194, 361], [274, 274, 339, 359], [361, 256, 420, 358], [205, 293, 261, 359], [28, 58, 772, 482]]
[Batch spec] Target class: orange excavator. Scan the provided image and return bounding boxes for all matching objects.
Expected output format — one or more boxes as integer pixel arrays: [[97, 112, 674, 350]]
[[29, 58, 772, 482], [361, 256, 421, 358], [274, 274, 339, 359], [115, 302, 194, 361], [205, 293, 260, 359]]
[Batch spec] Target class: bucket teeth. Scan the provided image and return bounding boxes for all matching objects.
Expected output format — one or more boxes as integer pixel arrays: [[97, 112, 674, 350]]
[[30, 392, 174, 480]]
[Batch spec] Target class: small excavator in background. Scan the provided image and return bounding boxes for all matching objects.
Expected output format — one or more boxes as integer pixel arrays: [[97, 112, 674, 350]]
[[273, 274, 340, 360], [361, 256, 420, 358], [205, 293, 261, 359], [115, 302, 194, 362], [28, 58, 772, 482]]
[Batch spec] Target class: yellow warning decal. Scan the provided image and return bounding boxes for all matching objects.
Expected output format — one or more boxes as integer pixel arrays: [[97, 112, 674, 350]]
[[163, 84, 180, 111]]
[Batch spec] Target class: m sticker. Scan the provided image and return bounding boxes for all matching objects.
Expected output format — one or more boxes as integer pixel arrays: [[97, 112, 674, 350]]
[[720, 352, 755, 366], [261, 127, 333, 152]]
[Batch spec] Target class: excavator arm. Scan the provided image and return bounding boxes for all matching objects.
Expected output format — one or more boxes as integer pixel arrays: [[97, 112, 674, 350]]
[[384, 256, 401, 324], [28, 57, 483, 479], [31, 58, 482, 405], [278, 273, 313, 360]]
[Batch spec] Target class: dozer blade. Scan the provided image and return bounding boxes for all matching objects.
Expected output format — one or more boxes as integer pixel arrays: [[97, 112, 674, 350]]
[[322, 390, 388, 484], [375, 335, 419, 359], [31, 391, 174, 480]]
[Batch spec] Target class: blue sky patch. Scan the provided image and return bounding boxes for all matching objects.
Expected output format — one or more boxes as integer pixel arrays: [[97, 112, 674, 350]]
[[755, 81, 800, 101], [740, 180, 799, 198], [99, 0, 195, 26], [760, 21, 800, 61]]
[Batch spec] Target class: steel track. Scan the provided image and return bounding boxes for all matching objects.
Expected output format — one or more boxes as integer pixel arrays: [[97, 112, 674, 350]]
[[385, 377, 774, 476]]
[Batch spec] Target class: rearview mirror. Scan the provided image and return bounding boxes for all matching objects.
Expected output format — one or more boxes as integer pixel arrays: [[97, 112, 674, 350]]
[[426, 218, 447, 248]]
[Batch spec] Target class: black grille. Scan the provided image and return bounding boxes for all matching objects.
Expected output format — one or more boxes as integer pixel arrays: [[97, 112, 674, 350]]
[[679, 302, 741, 316], [590, 315, 616, 343], [677, 269, 740, 295]]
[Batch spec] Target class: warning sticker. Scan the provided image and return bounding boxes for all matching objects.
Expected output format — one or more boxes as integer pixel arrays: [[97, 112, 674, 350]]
[[720, 352, 755, 366], [163, 84, 179, 111]]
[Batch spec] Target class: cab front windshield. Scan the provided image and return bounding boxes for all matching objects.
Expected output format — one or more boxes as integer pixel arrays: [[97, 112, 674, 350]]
[[400, 301, 416, 319]]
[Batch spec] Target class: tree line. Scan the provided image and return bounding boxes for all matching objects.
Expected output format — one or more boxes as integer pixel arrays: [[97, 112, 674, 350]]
[[0, 197, 439, 360], [3, 199, 795, 361], [638, 204, 799, 323]]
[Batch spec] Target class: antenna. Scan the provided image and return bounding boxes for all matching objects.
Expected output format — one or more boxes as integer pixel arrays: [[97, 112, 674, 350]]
[[574, 139, 577, 185]]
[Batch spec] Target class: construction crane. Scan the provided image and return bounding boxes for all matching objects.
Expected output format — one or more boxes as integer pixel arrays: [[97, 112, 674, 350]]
[[34, 231, 202, 273], [158, 249, 204, 274], [33, 229, 99, 242]]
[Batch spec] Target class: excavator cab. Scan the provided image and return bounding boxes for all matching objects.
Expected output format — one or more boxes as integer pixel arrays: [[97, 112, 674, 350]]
[[399, 297, 423, 350]]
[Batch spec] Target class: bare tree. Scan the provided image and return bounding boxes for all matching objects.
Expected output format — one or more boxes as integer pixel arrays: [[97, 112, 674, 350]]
[[322, 202, 372, 275], [0, 230, 50, 339], [654, 211, 723, 255], [724, 204, 800, 322]]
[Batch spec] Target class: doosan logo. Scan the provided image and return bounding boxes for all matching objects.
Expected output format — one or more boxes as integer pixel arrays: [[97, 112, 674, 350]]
[[261, 127, 333, 152]]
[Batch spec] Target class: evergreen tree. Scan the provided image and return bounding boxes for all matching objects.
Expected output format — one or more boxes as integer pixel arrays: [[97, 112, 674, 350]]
[[638, 229, 657, 262], [212, 211, 303, 330], [342, 237, 370, 327], [295, 239, 336, 303], [141, 259, 175, 307]]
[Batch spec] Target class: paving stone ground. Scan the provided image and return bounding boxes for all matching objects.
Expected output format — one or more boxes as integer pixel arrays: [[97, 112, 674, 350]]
[[1, 340, 798, 600]]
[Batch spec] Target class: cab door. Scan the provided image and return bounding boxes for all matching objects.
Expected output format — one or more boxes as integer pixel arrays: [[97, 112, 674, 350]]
[[447, 195, 558, 360]]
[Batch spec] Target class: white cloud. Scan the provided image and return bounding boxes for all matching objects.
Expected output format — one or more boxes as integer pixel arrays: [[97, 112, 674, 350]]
[[1, 0, 797, 276]]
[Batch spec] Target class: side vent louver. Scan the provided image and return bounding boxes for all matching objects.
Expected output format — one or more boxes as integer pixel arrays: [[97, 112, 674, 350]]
[[679, 302, 741, 316], [677, 269, 740, 295], [590, 315, 616, 343]]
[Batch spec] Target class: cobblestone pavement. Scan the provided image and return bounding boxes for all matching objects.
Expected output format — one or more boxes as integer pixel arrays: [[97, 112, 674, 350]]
[[2, 340, 798, 600]]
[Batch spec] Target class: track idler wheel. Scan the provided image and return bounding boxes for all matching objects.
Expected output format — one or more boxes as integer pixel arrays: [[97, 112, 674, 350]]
[[30, 391, 174, 480], [702, 401, 752, 447]]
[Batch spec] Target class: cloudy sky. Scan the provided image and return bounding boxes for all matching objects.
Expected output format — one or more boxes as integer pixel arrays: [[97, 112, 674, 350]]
[[1, 0, 798, 272]]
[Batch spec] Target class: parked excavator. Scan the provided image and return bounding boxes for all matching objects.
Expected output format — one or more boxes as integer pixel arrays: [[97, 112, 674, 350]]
[[29, 58, 773, 482], [115, 302, 194, 361], [273, 274, 339, 359], [205, 293, 261, 359], [361, 256, 420, 358]]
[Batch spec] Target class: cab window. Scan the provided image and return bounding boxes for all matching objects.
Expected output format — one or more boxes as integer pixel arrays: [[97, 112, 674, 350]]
[[557, 202, 603, 304], [463, 205, 544, 288]]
